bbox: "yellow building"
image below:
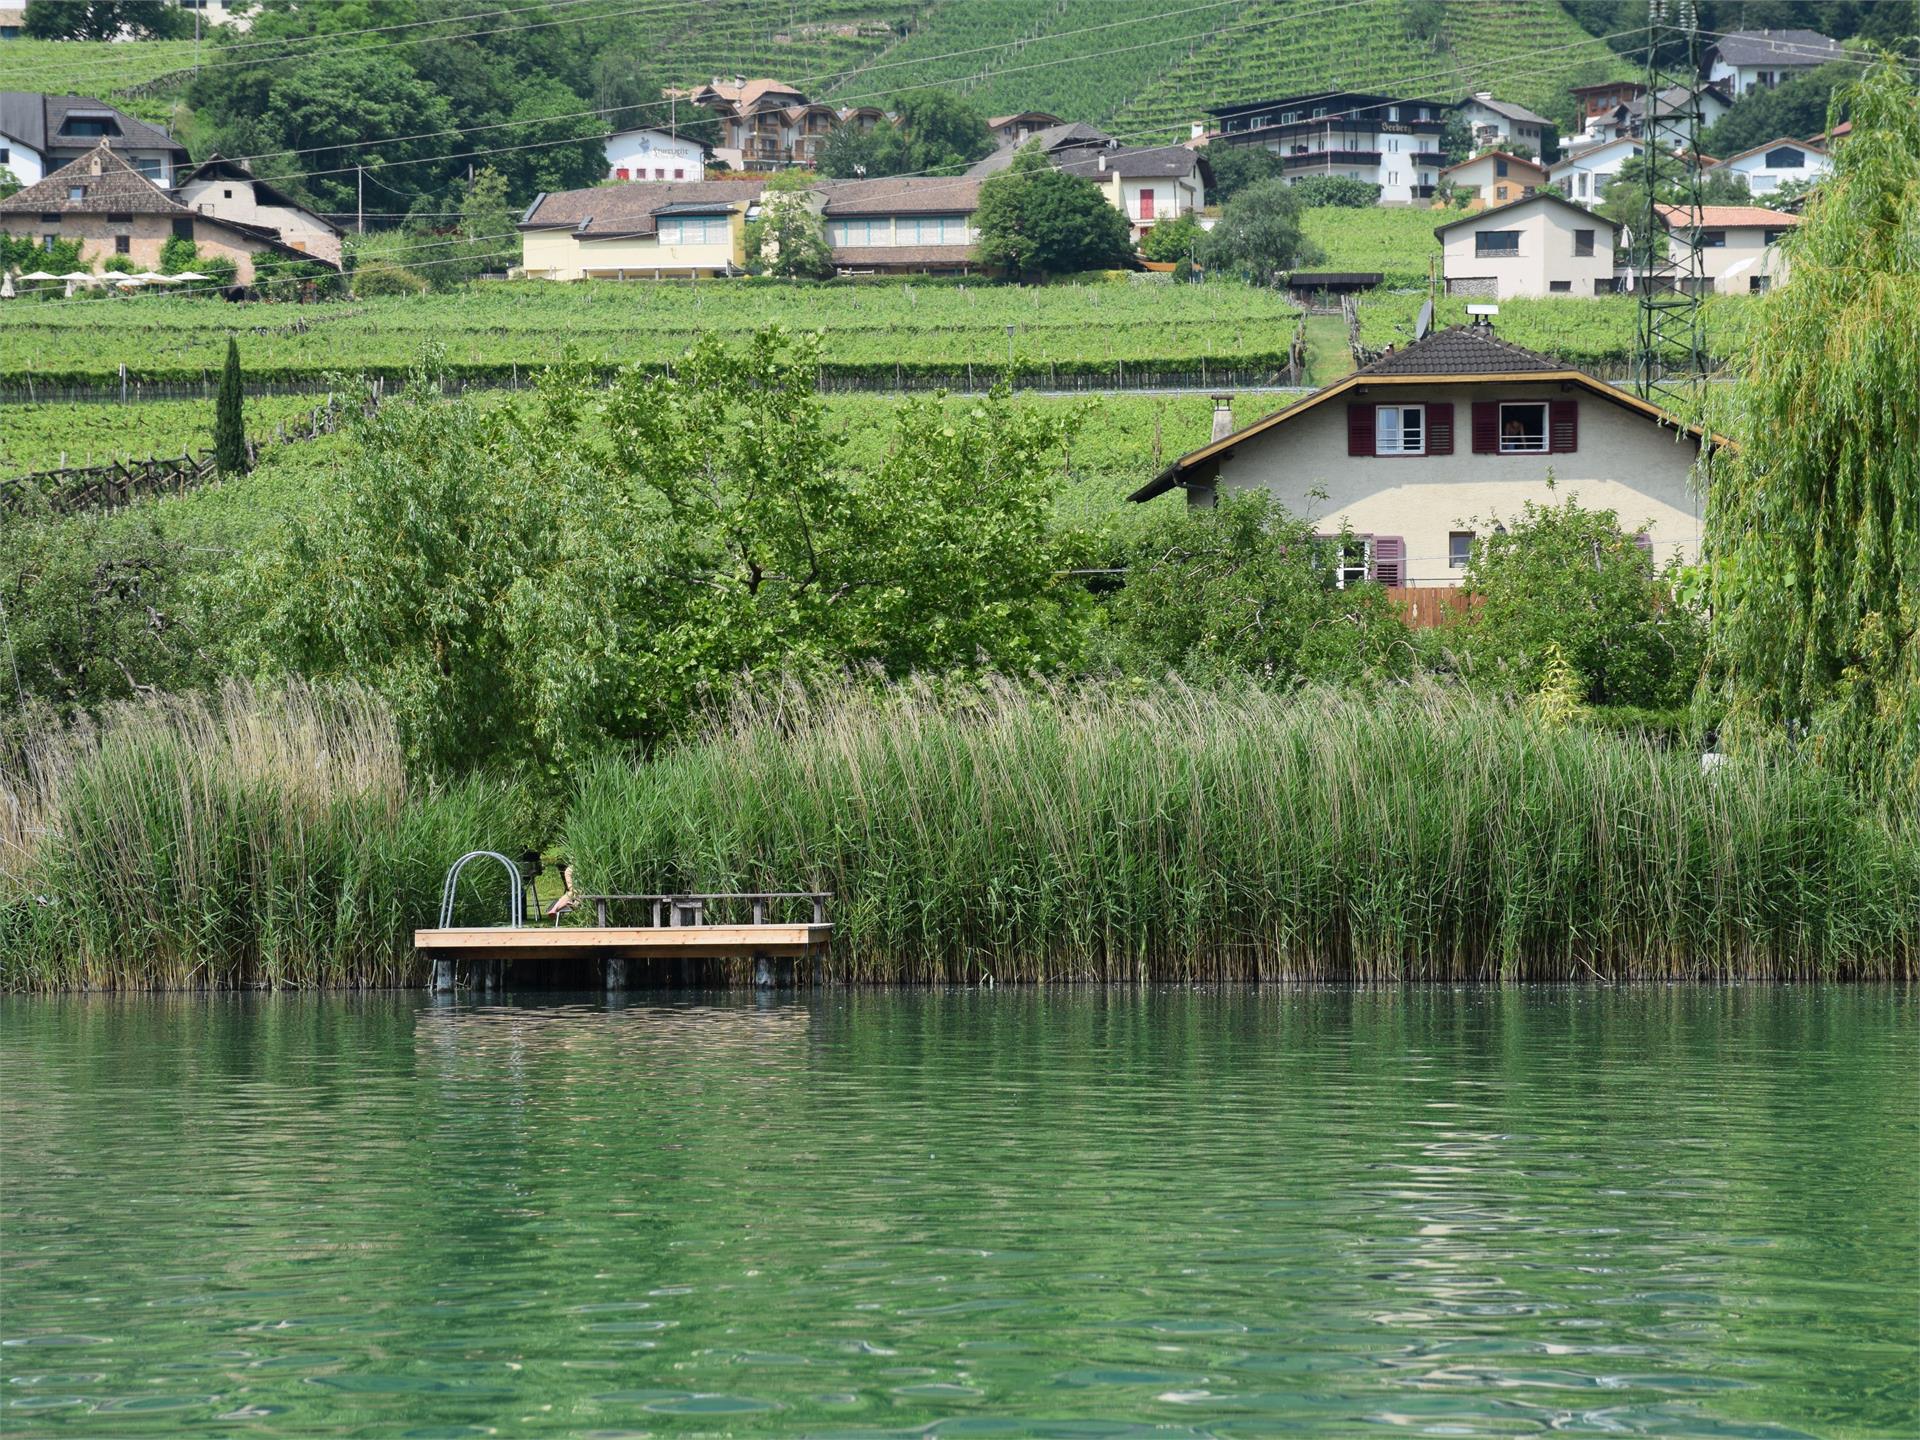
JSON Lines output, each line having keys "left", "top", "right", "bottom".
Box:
{"left": 517, "top": 180, "right": 763, "bottom": 280}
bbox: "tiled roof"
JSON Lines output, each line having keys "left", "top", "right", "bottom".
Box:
{"left": 1462, "top": 96, "right": 1551, "bottom": 126}
{"left": 1708, "top": 29, "right": 1845, "bottom": 67}
{"left": 1432, "top": 190, "right": 1622, "bottom": 237}
{"left": 1656, "top": 204, "right": 1799, "bottom": 229}
{"left": 0, "top": 142, "right": 187, "bottom": 216}
{"left": 967, "top": 122, "right": 1113, "bottom": 175}
{"left": 1356, "top": 325, "right": 1565, "bottom": 377}
{"left": 831, "top": 244, "right": 975, "bottom": 267}
{"left": 988, "top": 112, "right": 1062, "bottom": 129}
{"left": 519, "top": 180, "right": 763, "bottom": 236}
{"left": 1553, "top": 136, "right": 1643, "bottom": 167}
{"left": 819, "top": 176, "right": 981, "bottom": 215}
{"left": 1056, "top": 143, "right": 1204, "bottom": 181}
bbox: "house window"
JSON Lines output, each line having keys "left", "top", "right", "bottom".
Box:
{"left": 68, "top": 185, "right": 85, "bottom": 201}
{"left": 654, "top": 167, "right": 666, "bottom": 179}
{"left": 172, "top": 218, "right": 194, "bottom": 240}
{"left": 1495, "top": 157, "right": 1509, "bottom": 177}
{"left": 1763, "top": 228, "right": 1788, "bottom": 245}
{"left": 1697, "top": 229, "right": 1726, "bottom": 247}
{"left": 1335, "top": 539, "right": 1371, "bottom": 588}
{"left": 1549, "top": 280, "right": 1572, "bottom": 292}
{"left": 1449, "top": 532, "right": 1474, "bottom": 569}
{"left": 1475, "top": 230, "right": 1520, "bottom": 256}
{"left": 1495, "top": 185, "right": 1509, "bottom": 201}
{"left": 41, "top": 234, "right": 57, "bottom": 250}
{"left": 134, "top": 157, "right": 163, "bottom": 181}
{"left": 674, "top": 168, "right": 685, "bottom": 179}
{"left": 115, "top": 234, "right": 130, "bottom": 254}
{"left": 616, "top": 167, "right": 630, "bottom": 179}
{"left": 1375, "top": 404, "right": 1425, "bottom": 455}
{"left": 60, "top": 117, "right": 115, "bottom": 138}
{"left": 1750, "top": 275, "right": 1771, "bottom": 293}
{"left": 829, "top": 218, "right": 888, "bottom": 246}
{"left": 1498, "top": 402, "right": 1548, "bottom": 452}
{"left": 1573, "top": 228, "right": 1595, "bottom": 256}
{"left": 1138, "top": 187, "right": 1155, "bottom": 220}
{"left": 1419, "top": 106, "right": 1431, "bottom": 120}
{"left": 223, "top": 187, "right": 233, "bottom": 198}
{"left": 107, "top": 211, "right": 131, "bottom": 223}
{"left": 1764, "top": 146, "right": 1804, "bottom": 169}
{"left": 1312, "top": 106, "right": 1326, "bottom": 119}
{"left": 0, "top": 147, "right": 8, "bottom": 164}
{"left": 40, "top": 212, "right": 61, "bottom": 223}
{"left": 660, "top": 215, "right": 726, "bottom": 244}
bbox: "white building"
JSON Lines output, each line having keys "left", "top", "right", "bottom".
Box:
{"left": 1436, "top": 192, "right": 1621, "bottom": 299}
{"left": 174, "top": 153, "right": 342, "bottom": 265}
{"left": 1703, "top": 29, "right": 1847, "bottom": 97}
{"left": 1129, "top": 324, "right": 1715, "bottom": 587}
{"left": 1656, "top": 204, "right": 1798, "bottom": 294}
{"left": 604, "top": 127, "right": 710, "bottom": 184}
{"left": 1550, "top": 136, "right": 1644, "bottom": 207}
{"left": 0, "top": 91, "right": 187, "bottom": 187}
{"left": 1455, "top": 94, "right": 1552, "bottom": 160}
{"left": 1055, "top": 144, "right": 1209, "bottom": 241}
{"left": 1711, "top": 137, "right": 1830, "bottom": 196}
{"left": 1205, "top": 91, "right": 1450, "bottom": 205}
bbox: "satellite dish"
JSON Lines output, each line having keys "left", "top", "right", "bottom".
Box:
{"left": 1414, "top": 298, "right": 1434, "bottom": 341}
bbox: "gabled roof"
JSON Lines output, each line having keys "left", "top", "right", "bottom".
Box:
{"left": 1714, "top": 136, "right": 1827, "bottom": 167}
{"left": 1055, "top": 143, "right": 1206, "bottom": 182}
{"left": 1459, "top": 95, "right": 1551, "bottom": 126}
{"left": 1129, "top": 325, "right": 1717, "bottom": 503}
{"left": 966, "top": 122, "right": 1113, "bottom": 176}
{"left": 1438, "top": 149, "right": 1551, "bottom": 180}
{"left": 988, "top": 112, "right": 1062, "bottom": 129}
{"left": 818, "top": 176, "right": 981, "bottom": 215}
{"left": 518, "top": 179, "right": 763, "bottom": 237}
{"left": 1706, "top": 29, "right": 1845, "bottom": 68}
{"left": 605, "top": 124, "right": 716, "bottom": 156}
{"left": 0, "top": 91, "right": 186, "bottom": 158}
{"left": 1432, "top": 189, "right": 1622, "bottom": 239}
{"left": 1656, "top": 204, "right": 1799, "bottom": 230}
{"left": 1551, "top": 135, "right": 1644, "bottom": 169}
{"left": 177, "top": 153, "right": 344, "bottom": 235}
{"left": 0, "top": 140, "right": 189, "bottom": 216}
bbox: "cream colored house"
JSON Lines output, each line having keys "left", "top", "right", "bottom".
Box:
{"left": 1655, "top": 204, "right": 1797, "bottom": 294}
{"left": 0, "top": 142, "right": 335, "bottom": 283}
{"left": 517, "top": 180, "right": 763, "bottom": 279}
{"left": 1054, "top": 144, "right": 1209, "bottom": 241}
{"left": 1439, "top": 149, "right": 1550, "bottom": 207}
{"left": 1130, "top": 324, "right": 1716, "bottom": 586}
{"left": 1550, "top": 136, "right": 1643, "bottom": 207}
{"left": 1436, "top": 192, "right": 1621, "bottom": 298}
{"left": 174, "top": 153, "right": 342, "bottom": 265}
{"left": 1712, "top": 137, "right": 1830, "bottom": 196}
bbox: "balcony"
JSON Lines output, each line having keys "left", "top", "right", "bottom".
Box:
{"left": 1283, "top": 149, "right": 1381, "bottom": 168}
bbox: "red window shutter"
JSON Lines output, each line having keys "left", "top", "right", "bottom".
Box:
{"left": 1550, "top": 399, "right": 1578, "bottom": 453}
{"left": 1427, "top": 402, "right": 1454, "bottom": 455}
{"left": 1471, "top": 402, "right": 1499, "bottom": 453}
{"left": 1372, "top": 535, "right": 1406, "bottom": 586}
{"left": 1347, "top": 403, "right": 1375, "bottom": 456}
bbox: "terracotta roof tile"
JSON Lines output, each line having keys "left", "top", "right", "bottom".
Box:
{"left": 1656, "top": 204, "right": 1799, "bottom": 229}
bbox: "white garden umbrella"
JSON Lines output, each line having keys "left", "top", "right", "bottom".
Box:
{"left": 131, "top": 270, "right": 176, "bottom": 282}
{"left": 171, "top": 271, "right": 211, "bottom": 282}
{"left": 114, "top": 278, "right": 145, "bottom": 289}
{"left": 58, "top": 272, "right": 98, "bottom": 284}
{"left": 20, "top": 271, "right": 57, "bottom": 281}
{"left": 0, "top": 274, "right": 13, "bottom": 299}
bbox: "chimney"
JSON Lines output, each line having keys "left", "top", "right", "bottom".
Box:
{"left": 1211, "top": 394, "right": 1234, "bottom": 442}
{"left": 1475, "top": 91, "right": 1493, "bottom": 101}
{"left": 1097, "top": 152, "right": 1107, "bottom": 172}
{"left": 1190, "top": 120, "right": 1205, "bottom": 141}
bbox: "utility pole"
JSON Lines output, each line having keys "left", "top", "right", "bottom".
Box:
{"left": 357, "top": 164, "right": 364, "bottom": 235}
{"left": 1632, "top": 0, "right": 1707, "bottom": 411}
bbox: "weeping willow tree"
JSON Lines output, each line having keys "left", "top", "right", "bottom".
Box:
{"left": 1703, "top": 57, "right": 1920, "bottom": 809}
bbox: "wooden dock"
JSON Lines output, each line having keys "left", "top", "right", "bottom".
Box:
{"left": 418, "top": 857, "right": 833, "bottom": 991}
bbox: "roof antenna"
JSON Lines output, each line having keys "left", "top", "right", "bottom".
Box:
{"left": 1466, "top": 303, "right": 1499, "bottom": 329}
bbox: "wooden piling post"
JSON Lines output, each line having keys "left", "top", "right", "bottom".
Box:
{"left": 431, "top": 957, "right": 456, "bottom": 993}
{"left": 753, "top": 954, "right": 774, "bottom": 989}
{"left": 605, "top": 956, "right": 628, "bottom": 992}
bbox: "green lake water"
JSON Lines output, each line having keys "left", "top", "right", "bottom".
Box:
{"left": 2, "top": 988, "right": 1914, "bottom": 1438}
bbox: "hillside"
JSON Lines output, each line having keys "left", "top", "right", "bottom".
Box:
{"left": 1115, "top": 0, "right": 1637, "bottom": 138}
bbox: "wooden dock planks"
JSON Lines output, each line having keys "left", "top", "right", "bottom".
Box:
{"left": 413, "top": 924, "right": 832, "bottom": 961}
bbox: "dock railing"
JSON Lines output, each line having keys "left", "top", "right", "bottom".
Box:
{"left": 577, "top": 892, "right": 831, "bottom": 928}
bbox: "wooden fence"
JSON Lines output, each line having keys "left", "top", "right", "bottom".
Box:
{"left": 1385, "top": 585, "right": 1476, "bottom": 629}
{"left": 2, "top": 393, "right": 364, "bottom": 518}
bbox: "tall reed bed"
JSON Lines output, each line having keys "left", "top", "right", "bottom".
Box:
{"left": 1, "top": 684, "right": 530, "bottom": 990}
{"left": 564, "top": 681, "right": 1919, "bottom": 982}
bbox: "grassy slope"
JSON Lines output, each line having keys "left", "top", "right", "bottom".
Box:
{"left": 2, "top": 393, "right": 335, "bottom": 476}
{"left": 1118, "top": 0, "right": 1634, "bottom": 139}
{"left": 1356, "top": 291, "right": 1751, "bottom": 367}
{"left": 0, "top": 39, "right": 200, "bottom": 119}
{"left": 1302, "top": 206, "right": 1443, "bottom": 287}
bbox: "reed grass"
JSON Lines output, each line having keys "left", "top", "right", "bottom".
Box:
{"left": 563, "top": 680, "right": 1919, "bottom": 982}
{"left": 1, "top": 683, "right": 531, "bottom": 990}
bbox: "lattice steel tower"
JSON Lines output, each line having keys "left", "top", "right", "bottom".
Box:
{"left": 1632, "top": 0, "right": 1709, "bottom": 410}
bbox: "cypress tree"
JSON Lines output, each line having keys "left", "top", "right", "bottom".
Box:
{"left": 214, "top": 335, "right": 247, "bottom": 476}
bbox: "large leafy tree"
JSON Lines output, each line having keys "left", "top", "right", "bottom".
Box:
{"left": 817, "top": 90, "right": 992, "bottom": 179}
{"left": 1703, "top": 59, "right": 1920, "bottom": 802}
{"left": 1202, "top": 145, "right": 1285, "bottom": 203}
{"left": 1200, "top": 177, "right": 1320, "bottom": 286}
{"left": 974, "top": 144, "right": 1134, "bottom": 279}
{"left": 22, "top": 0, "right": 186, "bottom": 39}
{"left": 1103, "top": 492, "right": 1411, "bottom": 684}
{"left": 247, "top": 333, "right": 1091, "bottom": 774}
{"left": 1458, "top": 494, "right": 1705, "bottom": 709}
{"left": 745, "top": 176, "right": 833, "bottom": 279}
